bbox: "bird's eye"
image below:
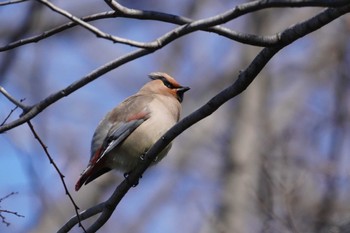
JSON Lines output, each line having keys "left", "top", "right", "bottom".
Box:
{"left": 163, "top": 81, "right": 174, "bottom": 89}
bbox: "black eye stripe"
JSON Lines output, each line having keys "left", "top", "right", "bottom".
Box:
{"left": 164, "top": 81, "right": 175, "bottom": 88}
{"left": 150, "top": 74, "right": 179, "bottom": 89}
{"left": 159, "top": 77, "right": 176, "bottom": 89}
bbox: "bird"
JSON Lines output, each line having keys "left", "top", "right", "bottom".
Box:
{"left": 75, "top": 72, "right": 190, "bottom": 191}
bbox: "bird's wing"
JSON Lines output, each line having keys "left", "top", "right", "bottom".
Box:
{"left": 96, "top": 118, "right": 146, "bottom": 164}
{"left": 75, "top": 110, "right": 150, "bottom": 191}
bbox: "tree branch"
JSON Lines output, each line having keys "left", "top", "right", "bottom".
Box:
{"left": 36, "top": 0, "right": 152, "bottom": 48}
{"left": 0, "top": 0, "right": 29, "bottom": 7}
{"left": 2, "top": 0, "right": 348, "bottom": 53}
{"left": 27, "top": 121, "right": 86, "bottom": 232}
{"left": 57, "top": 4, "right": 350, "bottom": 232}
{"left": 0, "top": 86, "right": 29, "bottom": 110}
{"left": 0, "top": 11, "right": 117, "bottom": 52}
{"left": 0, "top": 192, "right": 24, "bottom": 226}
{"left": 2, "top": 1, "right": 349, "bottom": 134}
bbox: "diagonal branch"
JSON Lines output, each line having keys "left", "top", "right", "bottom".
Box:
{"left": 83, "top": 48, "right": 279, "bottom": 233}
{"left": 27, "top": 121, "right": 87, "bottom": 232}
{"left": 0, "top": 7, "right": 275, "bottom": 50}
{"left": 0, "top": 48, "right": 150, "bottom": 134}
{"left": 57, "top": 4, "right": 350, "bottom": 232}
{"left": 0, "top": 86, "right": 26, "bottom": 126}
{"left": 2, "top": 2, "right": 349, "bottom": 134}
{"left": 36, "top": 0, "right": 153, "bottom": 48}
{"left": 3, "top": 0, "right": 349, "bottom": 52}
{"left": 103, "top": 0, "right": 350, "bottom": 49}
{"left": 1, "top": 105, "right": 19, "bottom": 126}
{"left": 0, "top": 11, "right": 117, "bottom": 52}
{"left": 0, "top": 0, "right": 29, "bottom": 7}
{"left": 0, "top": 86, "right": 29, "bottom": 110}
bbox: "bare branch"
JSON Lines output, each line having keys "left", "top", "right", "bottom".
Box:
{"left": 0, "top": 86, "right": 29, "bottom": 110}
{"left": 0, "top": 192, "right": 24, "bottom": 227}
{"left": 0, "top": 192, "right": 17, "bottom": 203}
{"left": 0, "top": 11, "right": 117, "bottom": 52}
{"left": 0, "top": 209, "right": 24, "bottom": 226}
{"left": 0, "top": 0, "right": 29, "bottom": 7}
{"left": 103, "top": 0, "right": 350, "bottom": 48}
{"left": 58, "top": 203, "right": 104, "bottom": 233}
{"left": 105, "top": 0, "right": 349, "bottom": 13}
{"left": 104, "top": 0, "right": 279, "bottom": 47}
{"left": 1, "top": 106, "right": 19, "bottom": 126}
{"left": 26, "top": 121, "right": 86, "bottom": 232}
{"left": 3, "top": 0, "right": 348, "bottom": 53}
{"left": 0, "top": 48, "right": 151, "bottom": 134}
{"left": 57, "top": 4, "right": 350, "bottom": 232}
{"left": 0, "top": 7, "right": 281, "bottom": 51}
{"left": 102, "top": 0, "right": 350, "bottom": 49}
{"left": 0, "top": 6, "right": 272, "bottom": 50}
{"left": 59, "top": 48, "right": 281, "bottom": 233}
{"left": 1, "top": 0, "right": 349, "bottom": 133}
{"left": 0, "top": 98, "right": 25, "bottom": 126}
{"left": 0, "top": 86, "right": 29, "bottom": 127}
{"left": 36, "top": 0, "right": 152, "bottom": 48}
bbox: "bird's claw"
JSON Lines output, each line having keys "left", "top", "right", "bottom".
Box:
{"left": 139, "top": 153, "right": 145, "bottom": 161}
{"left": 124, "top": 172, "right": 142, "bottom": 187}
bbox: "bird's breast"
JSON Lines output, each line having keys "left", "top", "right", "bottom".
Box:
{"left": 110, "top": 97, "right": 179, "bottom": 171}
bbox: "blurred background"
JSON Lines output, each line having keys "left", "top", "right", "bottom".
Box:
{"left": 0, "top": 0, "right": 350, "bottom": 233}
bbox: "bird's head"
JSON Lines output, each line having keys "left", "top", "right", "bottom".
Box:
{"left": 142, "top": 72, "right": 190, "bottom": 103}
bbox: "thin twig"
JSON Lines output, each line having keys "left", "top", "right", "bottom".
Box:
{"left": 0, "top": 86, "right": 29, "bottom": 110}
{"left": 26, "top": 121, "right": 86, "bottom": 233}
{"left": 0, "top": 11, "right": 116, "bottom": 52}
{"left": 0, "top": 0, "right": 29, "bottom": 7}
{"left": 0, "top": 209, "right": 24, "bottom": 226}
{"left": 0, "top": 98, "right": 25, "bottom": 126}
{"left": 36, "top": 0, "right": 151, "bottom": 48}
{"left": 1, "top": 106, "right": 18, "bottom": 126}
{"left": 0, "top": 192, "right": 24, "bottom": 227}
{"left": 0, "top": 192, "right": 17, "bottom": 202}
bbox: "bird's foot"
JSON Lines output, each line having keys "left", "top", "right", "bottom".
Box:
{"left": 139, "top": 153, "right": 145, "bottom": 161}
{"left": 139, "top": 152, "right": 158, "bottom": 162}
{"left": 124, "top": 172, "right": 142, "bottom": 187}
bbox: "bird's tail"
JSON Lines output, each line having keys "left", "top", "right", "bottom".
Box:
{"left": 75, "top": 166, "right": 92, "bottom": 191}
{"left": 75, "top": 165, "right": 111, "bottom": 191}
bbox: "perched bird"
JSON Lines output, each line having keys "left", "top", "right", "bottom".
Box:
{"left": 75, "top": 72, "right": 190, "bottom": 191}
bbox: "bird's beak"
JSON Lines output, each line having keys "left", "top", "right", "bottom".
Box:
{"left": 177, "top": 86, "right": 190, "bottom": 93}
{"left": 176, "top": 86, "right": 190, "bottom": 103}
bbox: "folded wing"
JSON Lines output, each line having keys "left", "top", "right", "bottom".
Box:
{"left": 75, "top": 115, "right": 149, "bottom": 191}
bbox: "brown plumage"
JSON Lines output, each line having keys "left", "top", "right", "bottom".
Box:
{"left": 75, "top": 72, "right": 190, "bottom": 191}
